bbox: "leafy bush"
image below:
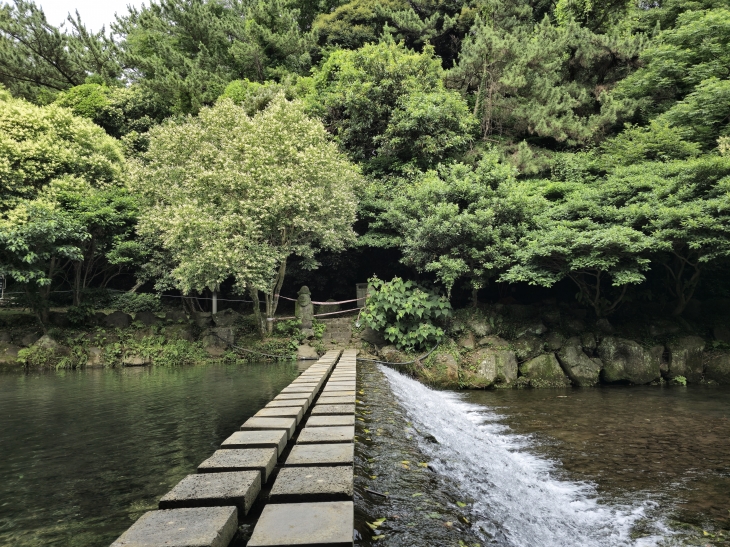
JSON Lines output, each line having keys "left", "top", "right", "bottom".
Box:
{"left": 361, "top": 276, "right": 452, "bottom": 351}
{"left": 66, "top": 304, "right": 95, "bottom": 326}
{"left": 109, "top": 292, "right": 161, "bottom": 314}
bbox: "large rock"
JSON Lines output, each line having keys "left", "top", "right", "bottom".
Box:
{"left": 544, "top": 332, "right": 564, "bottom": 351}
{"left": 20, "top": 332, "right": 41, "bottom": 347}
{"left": 193, "top": 311, "right": 213, "bottom": 328}
{"left": 458, "top": 332, "right": 475, "bottom": 350}
{"left": 135, "top": 311, "right": 161, "bottom": 326}
{"left": 86, "top": 347, "right": 104, "bottom": 367}
{"left": 34, "top": 335, "right": 60, "bottom": 350}
{"left": 598, "top": 337, "right": 662, "bottom": 384}
{"left": 104, "top": 311, "right": 132, "bottom": 329}
{"left": 202, "top": 327, "right": 235, "bottom": 351}
{"left": 213, "top": 308, "right": 241, "bottom": 327}
{"left": 475, "top": 348, "right": 517, "bottom": 386}
{"left": 0, "top": 331, "right": 12, "bottom": 343}
{"left": 705, "top": 354, "right": 730, "bottom": 384}
{"left": 541, "top": 307, "right": 561, "bottom": 326}
{"left": 513, "top": 335, "right": 543, "bottom": 361}
{"left": 519, "top": 354, "right": 570, "bottom": 388}
{"left": 564, "top": 318, "right": 585, "bottom": 333}
{"left": 123, "top": 354, "right": 151, "bottom": 366}
{"left": 297, "top": 345, "right": 319, "bottom": 360}
{"left": 165, "top": 324, "right": 195, "bottom": 342}
{"left": 580, "top": 332, "right": 597, "bottom": 352}
{"left": 666, "top": 336, "right": 705, "bottom": 382}
{"left": 0, "top": 344, "right": 20, "bottom": 365}
{"left": 557, "top": 339, "right": 602, "bottom": 386}
{"left": 503, "top": 304, "right": 536, "bottom": 320}
{"left": 434, "top": 352, "right": 459, "bottom": 382}
{"left": 467, "top": 317, "right": 492, "bottom": 337}
{"left": 360, "top": 327, "right": 385, "bottom": 347}
{"left": 515, "top": 321, "right": 548, "bottom": 338}
{"left": 48, "top": 311, "right": 71, "bottom": 328}
{"left": 649, "top": 319, "right": 681, "bottom": 337}
{"left": 477, "top": 335, "right": 510, "bottom": 348}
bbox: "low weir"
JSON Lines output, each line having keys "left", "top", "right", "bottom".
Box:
{"left": 111, "top": 349, "right": 357, "bottom": 547}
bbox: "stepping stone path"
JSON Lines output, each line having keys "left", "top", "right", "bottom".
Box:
{"left": 109, "top": 349, "right": 357, "bottom": 547}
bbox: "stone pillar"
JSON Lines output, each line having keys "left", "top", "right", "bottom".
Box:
{"left": 295, "top": 286, "right": 314, "bottom": 334}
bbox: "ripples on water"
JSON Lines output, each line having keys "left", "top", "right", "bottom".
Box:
{"left": 374, "top": 365, "right": 730, "bottom": 547}
{"left": 0, "top": 362, "right": 300, "bottom": 547}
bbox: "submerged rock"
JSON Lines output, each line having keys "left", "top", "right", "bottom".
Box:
{"left": 519, "top": 353, "right": 570, "bottom": 387}
{"left": 557, "top": 339, "right": 602, "bottom": 386}
{"left": 705, "top": 354, "right": 730, "bottom": 384}
{"left": 475, "top": 348, "right": 517, "bottom": 386}
{"left": 666, "top": 336, "right": 705, "bottom": 382}
{"left": 597, "top": 337, "right": 662, "bottom": 384}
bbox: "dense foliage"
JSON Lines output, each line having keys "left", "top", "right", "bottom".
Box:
{"left": 1, "top": 0, "right": 729, "bottom": 328}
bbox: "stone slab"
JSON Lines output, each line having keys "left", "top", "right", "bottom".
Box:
{"left": 306, "top": 415, "right": 355, "bottom": 427}
{"left": 198, "top": 448, "right": 277, "bottom": 482}
{"left": 267, "top": 398, "right": 309, "bottom": 412}
{"left": 241, "top": 417, "right": 297, "bottom": 439}
{"left": 275, "top": 392, "right": 313, "bottom": 404}
{"left": 311, "top": 405, "right": 355, "bottom": 416}
{"left": 247, "top": 501, "right": 353, "bottom": 547}
{"left": 254, "top": 406, "right": 304, "bottom": 424}
{"left": 221, "top": 430, "right": 287, "bottom": 456}
{"left": 297, "top": 426, "right": 354, "bottom": 445}
{"left": 289, "top": 381, "right": 319, "bottom": 387}
{"left": 318, "top": 391, "right": 355, "bottom": 398}
{"left": 316, "top": 396, "right": 355, "bottom": 405}
{"left": 280, "top": 385, "right": 317, "bottom": 394}
{"left": 324, "top": 383, "right": 355, "bottom": 389}
{"left": 110, "top": 506, "right": 238, "bottom": 547}
{"left": 284, "top": 444, "right": 354, "bottom": 467}
{"left": 269, "top": 466, "right": 353, "bottom": 503}
{"left": 159, "top": 471, "right": 261, "bottom": 515}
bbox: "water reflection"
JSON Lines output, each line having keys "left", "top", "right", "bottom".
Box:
{"left": 0, "top": 362, "right": 299, "bottom": 547}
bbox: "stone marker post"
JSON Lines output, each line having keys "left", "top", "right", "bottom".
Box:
{"left": 295, "top": 286, "right": 314, "bottom": 337}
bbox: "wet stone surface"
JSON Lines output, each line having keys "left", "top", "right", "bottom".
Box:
{"left": 159, "top": 471, "right": 261, "bottom": 514}
{"left": 269, "top": 466, "right": 353, "bottom": 502}
{"left": 354, "top": 364, "right": 483, "bottom": 546}
{"left": 285, "top": 444, "right": 355, "bottom": 467}
{"left": 221, "top": 430, "right": 288, "bottom": 456}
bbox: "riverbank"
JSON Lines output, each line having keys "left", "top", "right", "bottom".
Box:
{"left": 360, "top": 300, "right": 730, "bottom": 388}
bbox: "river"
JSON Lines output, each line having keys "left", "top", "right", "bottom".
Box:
{"left": 0, "top": 362, "right": 300, "bottom": 547}
{"left": 356, "top": 364, "right": 730, "bottom": 546}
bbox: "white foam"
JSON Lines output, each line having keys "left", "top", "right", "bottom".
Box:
{"left": 380, "top": 366, "right": 667, "bottom": 547}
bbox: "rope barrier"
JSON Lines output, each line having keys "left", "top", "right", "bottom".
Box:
{"left": 356, "top": 343, "right": 440, "bottom": 366}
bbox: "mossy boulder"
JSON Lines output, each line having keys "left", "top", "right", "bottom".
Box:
{"left": 519, "top": 354, "right": 570, "bottom": 387}
{"left": 597, "top": 337, "right": 662, "bottom": 384}
{"left": 0, "top": 343, "right": 21, "bottom": 367}
{"left": 475, "top": 348, "right": 517, "bottom": 386}
{"left": 705, "top": 353, "right": 730, "bottom": 384}
{"left": 477, "top": 335, "right": 509, "bottom": 348}
{"left": 557, "top": 338, "right": 602, "bottom": 386}
{"left": 213, "top": 308, "right": 241, "bottom": 327}
{"left": 434, "top": 352, "right": 459, "bottom": 382}
{"left": 104, "top": 311, "right": 132, "bottom": 329}
{"left": 513, "top": 335, "right": 543, "bottom": 361}
{"left": 666, "top": 336, "right": 705, "bottom": 382}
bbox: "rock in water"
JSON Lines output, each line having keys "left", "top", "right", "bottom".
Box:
{"left": 597, "top": 337, "right": 662, "bottom": 384}
{"left": 557, "top": 339, "right": 602, "bottom": 386}
{"left": 519, "top": 354, "right": 570, "bottom": 388}
{"left": 666, "top": 336, "right": 705, "bottom": 382}
{"left": 475, "top": 348, "right": 517, "bottom": 386}
{"left": 705, "top": 353, "right": 730, "bottom": 384}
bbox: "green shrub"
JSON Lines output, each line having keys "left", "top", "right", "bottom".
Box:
{"left": 66, "top": 304, "right": 95, "bottom": 326}
{"left": 361, "top": 276, "right": 452, "bottom": 351}
{"left": 110, "top": 292, "right": 161, "bottom": 314}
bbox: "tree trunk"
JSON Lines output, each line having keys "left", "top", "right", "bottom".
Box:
{"left": 249, "top": 285, "right": 265, "bottom": 339}
{"left": 265, "top": 259, "right": 288, "bottom": 335}
{"left": 212, "top": 287, "right": 218, "bottom": 315}
{"left": 471, "top": 286, "right": 478, "bottom": 308}
{"left": 73, "top": 261, "right": 82, "bottom": 306}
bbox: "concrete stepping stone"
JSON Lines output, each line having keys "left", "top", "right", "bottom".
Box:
{"left": 221, "top": 430, "right": 287, "bottom": 456}
{"left": 254, "top": 406, "right": 304, "bottom": 424}
{"left": 110, "top": 506, "right": 238, "bottom": 547}
{"left": 269, "top": 466, "right": 353, "bottom": 503}
{"left": 284, "top": 444, "right": 354, "bottom": 467}
{"left": 198, "top": 448, "right": 277, "bottom": 482}
{"left": 159, "top": 471, "right": 261, "bottom": 515}
{"left": 280, "top": 385, "right": 317, "bottom": 394}
{"left": 325, "top": 383, "right": 355, "bottom": 389}
{"left": 267, "top": 398, "right": 309, "bottom": 411}
{"left": 274, "top": 392, "right": 314, "bottom": 404}
{"left": 247, "top": 501, "right": 353, "bottom": 547}
{"left": 306, "top": 415, "right": 355, "bottom": 427}
{"left": 316, "top": 396, "right": 355, "bottom": 405}
{"left": 311, "top": 405, "right": 355, "bottom": 415}
{"left": 297, "top": 426, "right": 354, "bottom": 445}
{"left": 241, "top": 417, "right": 297, "bottom": 439}
{"left": 318, "top": 390, "right": 355, "bottom": 397}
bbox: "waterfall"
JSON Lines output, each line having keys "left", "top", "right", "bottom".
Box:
{"left": 380, "top": 366, "right": 666, "bottom": 547}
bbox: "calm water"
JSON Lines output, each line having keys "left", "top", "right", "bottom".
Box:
{"left": 0, "top": 362, "right": 300, "bottom": 547}
{"left": 357, "top": 365, "right": 730, "bottom": 547}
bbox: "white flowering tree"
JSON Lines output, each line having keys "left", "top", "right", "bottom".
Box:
{"left": 131, "top": 97, "right": 360, "bottom": 335}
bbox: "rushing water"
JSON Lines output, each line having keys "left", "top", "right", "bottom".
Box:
{"left": 363, "top": 365, "right": 730, "bottom": 547}
{"left": 0, "top": 362, "right": 300, "bottom": 547}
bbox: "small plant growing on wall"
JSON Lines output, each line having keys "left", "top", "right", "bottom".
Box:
{"left": 361, "top": 276, "right": 451, "bottom": 351}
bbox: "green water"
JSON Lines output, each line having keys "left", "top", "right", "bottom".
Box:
{"left": 0, "top": 362, "right": 300, "bottom": 547}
